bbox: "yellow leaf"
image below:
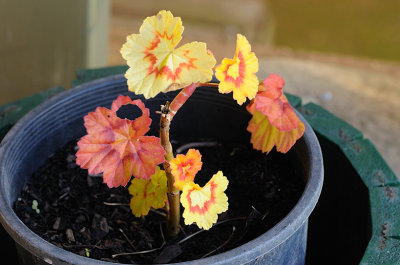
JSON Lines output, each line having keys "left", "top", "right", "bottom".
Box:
{"left": 128, "top": 166, "right": 167, "bottom": 217}
{"left": 181, "top": 171, "right": 229, "bottom": 230}
{"left": 121, "top": 10, "right": 216, "bottom": 99}
{"left": 215, "top": 34, "right": 259, "bottom": 105}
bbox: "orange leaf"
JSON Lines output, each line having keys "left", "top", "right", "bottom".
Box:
{"left": 170, "top": 149, "right": 202, "bottom": 190}
{"left": 76, "top": 95, "right": 165, "bottom": 188}
{"left": 111, "top": 95, "right": 151, "bottom": 136}
{"left": 254, "top": 74, "right": 300, "bottom": 132}
{"left": 247, "top": 107, "right": 305, "bottom": 153}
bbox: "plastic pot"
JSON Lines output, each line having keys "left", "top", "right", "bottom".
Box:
{"left": 0, "top": 75, "right": 323, "bottom": 265}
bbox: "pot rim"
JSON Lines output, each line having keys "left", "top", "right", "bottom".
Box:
{"left": 0, "top": 75, "right": 323, "bottom": 265}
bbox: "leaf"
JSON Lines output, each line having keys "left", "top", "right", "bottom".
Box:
{"left": 120, "top": 10, "right": 216, "bottom": 99}
{"left": 181, "top": 171, "right": 229, "bottom": 230}
{"left": 76, "top": 95, "right": 165, "bottom": 188}
{"left": 215, "top": 34, "right": 259, "bottom": 105}
{"left": 247, "top": 107, "right": 305, "bottom": 154}
{"left": 170, "top": 149, "right": 202, "bottom": 190}
{"left": 128, "top": 166, "right": 168, "bottom": 217}
{"left": 254, "top": 74, "right": 300, "bottom": 132}
{"left": 111, "top": 95, "right": 151, "bottom": 136}
{"left": 246, "top": 74, "right": 305, "bottom": 154}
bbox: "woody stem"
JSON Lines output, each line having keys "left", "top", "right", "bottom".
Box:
{"left": 160, "top": 102, "right": 180, "bottom": 238}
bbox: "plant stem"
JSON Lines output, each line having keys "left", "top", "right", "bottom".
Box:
{"left": 160, "top": 82, "right": 213, "bottom": 238}
{"left": 169, "top": 83, "right": 198, "bottom": 119}
{"left": 160, "top": 102, "right": 180, "bottom": 238}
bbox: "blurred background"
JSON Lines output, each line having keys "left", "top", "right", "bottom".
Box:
{"left": 1, "top": 0, "right": 399, "bottom": 175}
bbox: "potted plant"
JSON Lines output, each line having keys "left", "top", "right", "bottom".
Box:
{"left": 0, "top": 10, "right": 323, "bottom": 265}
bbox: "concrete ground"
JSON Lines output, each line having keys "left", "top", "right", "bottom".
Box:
{"left": 108, "top": 1, "right": 400, "bottom": 177}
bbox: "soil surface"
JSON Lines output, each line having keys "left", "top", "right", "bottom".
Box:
{"left": 14, "top": 139, "right": 304, "bottom": 264}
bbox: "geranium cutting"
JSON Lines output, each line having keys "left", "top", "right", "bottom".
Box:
{"left": 75, "top": 10, "right": 304, "bottom": 239}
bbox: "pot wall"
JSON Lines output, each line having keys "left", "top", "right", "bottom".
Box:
{"left": 0, "top": 75, "right": 323, "bottom": 265}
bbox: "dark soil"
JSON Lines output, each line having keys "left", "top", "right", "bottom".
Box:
{"left": 14, "top": 139, "right": 304, "bottom": 264}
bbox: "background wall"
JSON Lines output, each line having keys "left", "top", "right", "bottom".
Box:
{"left": 0, "top": 0, "right": 109, "bottom": 105}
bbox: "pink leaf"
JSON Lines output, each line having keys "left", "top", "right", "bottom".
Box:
{"left": 76, "top": 95, "right": 165, "bottom": 188}
{"left": 254, "top": 74, "right": 300, "bottom": 132}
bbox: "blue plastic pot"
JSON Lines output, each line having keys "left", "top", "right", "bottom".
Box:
{"left": 0, "top": 75, "right": 323, "bottom": 265}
